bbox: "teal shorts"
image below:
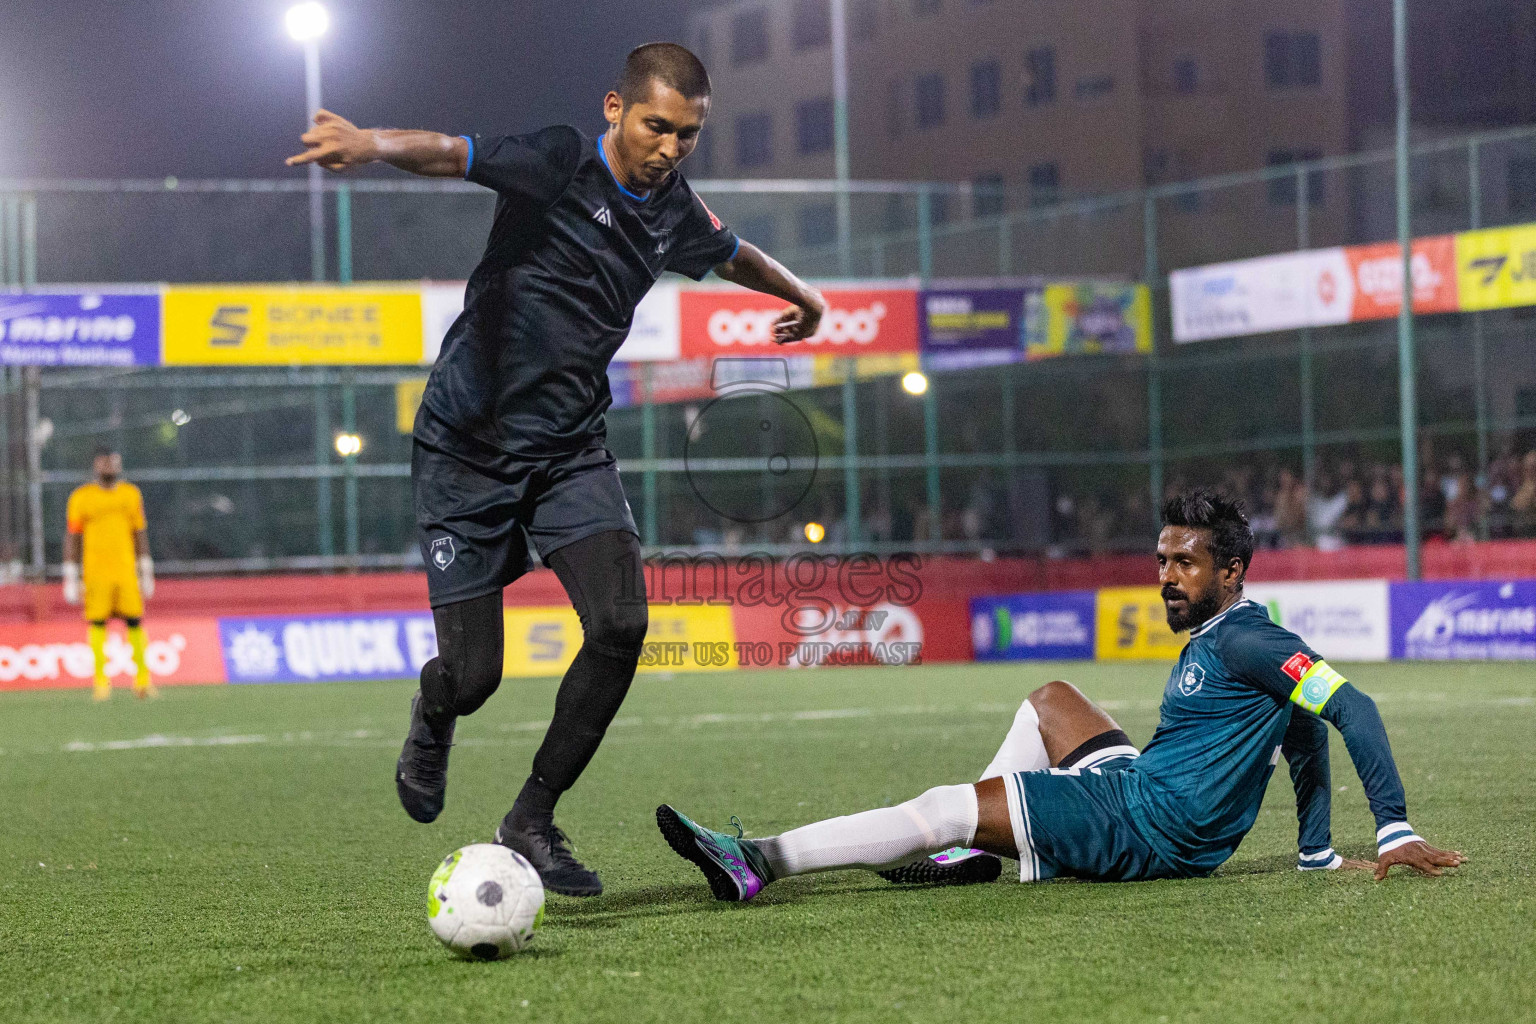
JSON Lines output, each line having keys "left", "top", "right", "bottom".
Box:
{"left": 1007, "top": 752, "right": 1184, "bottom": 883}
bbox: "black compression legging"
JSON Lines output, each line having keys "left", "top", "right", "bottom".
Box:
{"left": 418, "top": 529, "right": 648, "bottom": 803}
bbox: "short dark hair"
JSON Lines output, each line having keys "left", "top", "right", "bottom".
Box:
{"left": 617, "top": 42, "right": 712, "bottom": 105}
{"left": 1161, "top": 487, "right": 1253, "bottom": 579}
{"left": 93, "top": 446, "right": 117, "bottom": 460}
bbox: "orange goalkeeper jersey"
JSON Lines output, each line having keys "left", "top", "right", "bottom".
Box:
{"left": 66, "top": 481, "right": 146, "bottom": 581}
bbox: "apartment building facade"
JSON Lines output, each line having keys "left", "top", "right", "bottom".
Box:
{"left": 685, "top": 0, "right": 1350, "bottom": 273}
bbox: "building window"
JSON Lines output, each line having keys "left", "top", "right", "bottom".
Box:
{"left": 973, "top": 173, "right": 1005, "bottom": 217}
{"left": 737, "top": 214, "right": 778, "bottom": 252}
{"left": 1266, "top": 150, "right": 1324, "bottom": 206}
{"left": 798, "top": 202, "right": 838, "bottom": 247}
{"left": 1026, "top": 47, "right": 1056, "bottom": 106}
{"left": 1174, "top": 57, "right": 1198, "bottom": 94}
{"left": 1511, "top": 156, "right": 1536, "bottom": 215}
{"left": 1074, "top": 74, "right": 1115, "bottom": 99}
{"left": 851, "top": 0, "right": 880, "bottom": 41}
{"left": 792, "top": 0, "right": 831, "bottom": 49}
{"left": 1264, "top": 31, "right": 1320, "bottom": 89}
{"left": 731, "top": 9, "right": 770, "bottom": 66}
{"left": 914, "top": 0, "right": 941, "bottom": 15}
{"left": 1028, "top": 162, "right": 1060, "bottom": 207}
{"left": 736, "top": 112, "right": 774, "bottom": 169}
{"left": 886, "top": 78, "right": 904, "bottom": 137}
{"left": 796, "top": 97, "right": 835, "bottom": 155}
{"left": 970, "top": 60, "right": 1001, "bottom": 119}
{"left": 915, "top": 73, "right": 946, "bottom": 129}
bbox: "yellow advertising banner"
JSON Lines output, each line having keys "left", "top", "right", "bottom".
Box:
{"left": 395, "top": 378, "right": 428, "bottom": 433}
{"left": 809, "top": 352, "right": 920, "bottom": 386}
{"left": 162, "top": 286, "right": 424, "bottom": 365}
{"left": 1094, "top": 586, "right": 1185, "bottom": 662}
{"left": 1454, "top": 223, "right": 1536, "bottom": 312}
{"left": 501, "top": 605, "right": 738, "bottom": 678}
{"left": 1028, "top": 283, "right": 1152, "bottom": 359}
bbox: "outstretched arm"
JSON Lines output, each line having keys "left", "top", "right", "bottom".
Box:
{"left": 1282, "top": 710, "right": 1376, "bottom": 871}
{"left": 286, "top": 110, "right": 468, "bottom": 178}
{"left": 1283, "top": 710, "right": 1339, "bottom": 868}
{"left": 1315, "top": 682, "right": 1467, "bottom": 879}
{"left": 713, "top": 241, "right": 826, "bottom": 344}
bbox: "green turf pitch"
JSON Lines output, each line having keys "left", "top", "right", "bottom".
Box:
{"left": 1, "top": 663, "right": 1532, "bottom": 1024}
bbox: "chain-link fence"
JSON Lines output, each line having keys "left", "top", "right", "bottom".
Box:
{"left": 3, "top": 124, "right": 1536, "bottom": 576}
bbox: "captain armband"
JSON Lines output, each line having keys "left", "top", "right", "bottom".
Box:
{"left": 1287, "top": 659, "right": 1348, "bottom": 714}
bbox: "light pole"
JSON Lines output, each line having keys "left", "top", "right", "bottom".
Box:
{"left": 286, "top": 2, "right": 330, "bottom": 282}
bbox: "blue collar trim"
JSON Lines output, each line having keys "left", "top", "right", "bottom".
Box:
{"left": 598, "top": 135, "right": 651, "bottom": 202}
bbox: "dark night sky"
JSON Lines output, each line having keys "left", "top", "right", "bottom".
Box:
{"left": 0, "top": 1, "right": 704, "bottom": 179}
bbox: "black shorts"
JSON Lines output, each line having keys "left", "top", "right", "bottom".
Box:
{"left": 413, "top": 405, "right": 638, "bottom": 607}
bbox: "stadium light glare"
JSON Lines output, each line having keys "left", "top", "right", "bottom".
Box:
{"left": 803, "top": 522, "right": 826, "bottom": 544}
{"left": 334, "top": 432, "right": 363, "bottom": 457}
{"left": 901, "top": 371, "right": 929, "bottom": 396}
{"left": 285, "top": 2, "right": 330, "bottom": 42}
{"left": 170, "top": 409, "right": 190, "bottom": 426}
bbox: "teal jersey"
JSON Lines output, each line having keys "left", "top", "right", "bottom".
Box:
{"left": 1120, "top": 599, "right": 1348, "bottom": 875}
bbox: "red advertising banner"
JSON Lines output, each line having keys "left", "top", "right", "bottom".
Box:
{"left": 729, "top": 598, "right": 971, "bottom": 668}
{"left": 0, "top": 616, "right": 227, "bottom": 691}
{"left": 679, "top": 288, "right": 920, "bottom": 358}
{"left": 1345, "top": 235, "right": 1460, "bottom": 320}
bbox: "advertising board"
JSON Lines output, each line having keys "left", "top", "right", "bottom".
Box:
{"left": 1390, "top": 581, "right": 1536, "bottom": 661}
{"left": 0, "top": 617, "right": 226, "bottom": 690}
{"left": 1094, "top": 586, "right": 1184, "bottom": 661}
{"left": 970, "top": 592, "right": 1096, "bottom": 661}
{"left": 679, "top": 288, "right": 919, "bottom": 358}
{"left": 1245, "top": 580, "right": 1390, "bottom": 662}
{"left": 0, "top": 291, "right": 161, "bottom": 367}
{"left": 163, "top": 286, "right": 424, "bottom": 365}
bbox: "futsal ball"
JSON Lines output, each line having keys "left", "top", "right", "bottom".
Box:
{"left": 426, "top": 844, "right": 545, "bottom": 960}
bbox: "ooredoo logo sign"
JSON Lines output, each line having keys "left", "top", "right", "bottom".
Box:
{"left": 679, "top": 289, "right": 919, "bottom": 357}
{"left": 1345, "top": 236, "right": 1459, "bottom": 320}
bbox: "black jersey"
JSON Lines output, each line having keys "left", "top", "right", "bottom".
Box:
{"left": 422, "top": 125, "right": 739, "bottom": 456}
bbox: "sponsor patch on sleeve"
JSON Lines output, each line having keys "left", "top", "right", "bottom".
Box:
{"left": 698, "top": 196, "right": 723, "bottom": 232}
{"left": 1289, "top": 659, "right": 1348, "bottom": 713}
{"left": 1281, "top": 651, "right": 1314, "bottom": 682}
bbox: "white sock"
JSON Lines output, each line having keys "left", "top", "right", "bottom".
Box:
{"left": 979, "top": 698, "right": 1050, "bottom": 780}
{"left": 753, "top": 784, "right": 979, "bottom": 878}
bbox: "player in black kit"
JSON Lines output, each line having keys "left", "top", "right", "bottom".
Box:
{"left": 287, "top": 43, "right": 825, "bottom": 895}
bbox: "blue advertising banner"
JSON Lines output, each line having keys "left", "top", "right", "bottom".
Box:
{"left": 970, "top": 592, "right": 1097, "bottom": 661}
{"left": 219, "top": 612, "right": 437, "bottom": 683}
{"left": 919, "top": 288, "right": 1027, "bottom": 353}
{"left": 1389, "top": 581, "right": 1536, "bottom": 660}
{"left": 0, "top": 291, "right": 161, "bottom": 366}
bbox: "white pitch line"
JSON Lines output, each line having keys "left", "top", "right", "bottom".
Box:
{"left": 63, "top": 734, "right": 268, "bottom": 753}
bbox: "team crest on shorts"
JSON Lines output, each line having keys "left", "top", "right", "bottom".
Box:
{"left": 1177, "top": 662, "right": 1205, "bottom": 696}
{"left": 429, "top": 536, "right": 456, "bottom": 571}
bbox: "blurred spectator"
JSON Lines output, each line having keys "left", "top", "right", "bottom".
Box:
{"left": 1511, "top": 451, "right": 1536, "bottom": 537}
{"left": 1274, "top": 468, "right": 1309, "bottom": 548}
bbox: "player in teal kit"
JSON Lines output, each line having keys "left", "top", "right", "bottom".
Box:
{"left": 658, "top": 488, "right": 1466, "bottom": 900}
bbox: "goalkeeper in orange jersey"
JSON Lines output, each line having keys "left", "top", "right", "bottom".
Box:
{"left": 62, "top": 448, "right": 156, "bottom": 700}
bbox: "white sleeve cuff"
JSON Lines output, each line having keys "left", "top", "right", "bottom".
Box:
{"left": 1376, "top": 822, "right": 1421, "bottom": 854}
{"left": 1297, "top": 848, "right": 1343, "bottom": 871}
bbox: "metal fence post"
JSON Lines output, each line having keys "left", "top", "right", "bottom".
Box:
{"left": 917, "top": 187, "right": 933, "bottom": 283}
{"left": 21, "top": 195, "right": 36, "bottom": 286}
{"left": 2, "top": 196, "right": 18, "bottom": 286}
{"left": 315, "top": 379, "right": 334, "bottom": 559}
{"left": 24, "top": 367, "right": 43, "bottom": 577}
{"left": 842, "top": 358, "right": 862, "bottom": 546}
{"left": 923, "top": 373, "right": 940, "bottom": 540}
{"left": 342, "top": 370, "right": 359, "bottom": 560}
{"left": 1468, "top": 137, "right": 1490, "bottom": 539}
{"left": 641, "top": 363, "right": 657, "bottom": 546}
{"left": 337, "top": 184, "right": 353, "bottom": 285}
{"left": 998, "top": 216, "right": 1013, "bottom": 276}
{"left": 1297, "top": 166, "right": 1317, "bottom": 513}
{"left": 1394, "top": 0, "right": 1422, "bottom": 580}
{"left": 1144, "top": 194, "right": 1164, "bottom": 521}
